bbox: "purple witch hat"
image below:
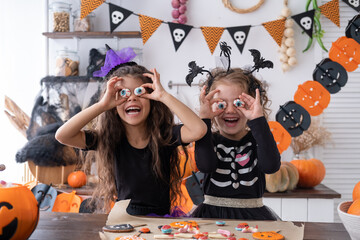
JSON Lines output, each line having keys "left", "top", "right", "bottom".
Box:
{"left": 93, "top": 44, "right": 136, "bottom": 77}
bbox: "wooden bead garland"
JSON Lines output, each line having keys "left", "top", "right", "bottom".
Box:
{"left": 278, "top": 0, "right": 297, "bottom": 72}
{"left": 171, "top": 0, "right": 188, "bottom": 24}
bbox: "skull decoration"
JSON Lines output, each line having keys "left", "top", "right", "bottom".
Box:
{"left": 173, "top": 28, "right": 185, "bottom": 42}
{"left": 234, "top": 31, "right": 246, "bottom": 45}
{"left": 276, "top": 101, "right": 311, "bottom": 137}
{"left": 300, "top": 17, "right": 312, "bottom": 30}
{"left": 313, "top": 58, "right": 348, "bottom": 94}
{"left": 349, "top": 0, "right": 359, "bottom": 7}
{"left": 111, "top": 11, "right": 124, "bottom": 25}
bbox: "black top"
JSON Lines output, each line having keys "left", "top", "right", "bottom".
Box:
{"left": 85, "top": 125, "right": 184, "bottom": 215}
{"left": 195, "top": 117, "right": 281, "bottom": 199}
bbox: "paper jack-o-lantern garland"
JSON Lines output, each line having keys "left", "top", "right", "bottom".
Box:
{"left": 270, "top": 13, "right": 360, "bottom": 154}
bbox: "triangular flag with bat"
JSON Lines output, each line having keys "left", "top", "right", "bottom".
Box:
{"left": 168, "top": 22, "right": 193, "bottom": 51}
{"left": 139, "top": 15, "right": 163, "bottom": 44}
{"left": 200, "top": 26, "right": 225, "bottom": 55}
{"left": 320, "top": 0, "right": 340, "bottom": 27}
{"left": 227, "top": 25, "right": 251, "bottom": 54}
{"left": 262, "top": 18, "right": 286, "bottom": 47}
{"left": 292, "top": 10, "right": 315, "bottom": 38}
{"left": 108, "top": 3, "right": 133, "bottom": 33}
{"left": 81, "top": 0, "right": 105, "bottom": 19}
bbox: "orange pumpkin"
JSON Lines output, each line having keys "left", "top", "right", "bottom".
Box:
{"left": 0, "top": 184, "right": 39, "bottom": 240}
{"left": 347, "top": 199, "right": 360, "bottom": 216}
{"left": 352, "top": 181, "right": 360, "bottom": 201}
{"left": 265, "top": 161, "right": 299, "bottom": 193}
{"left": 67, "top": 171, "right": 87, "bottom": 188}
{"left": 290, "top": 158, "right": 326, "bottom": 188}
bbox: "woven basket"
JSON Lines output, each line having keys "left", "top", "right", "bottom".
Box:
{"left": 337, "top": 201, "right": 360, "bottom": 240}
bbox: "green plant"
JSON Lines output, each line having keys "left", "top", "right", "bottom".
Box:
{"left": 303, "top": 0, "right": 328, "bottom": 52}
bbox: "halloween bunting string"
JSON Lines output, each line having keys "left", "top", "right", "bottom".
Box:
{"left": 88, "top": 0, "right": 340, "bottom": 54}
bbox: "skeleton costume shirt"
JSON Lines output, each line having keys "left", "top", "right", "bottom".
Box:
{"left": 192, "top": 117, "right": 281, "bottom": 220}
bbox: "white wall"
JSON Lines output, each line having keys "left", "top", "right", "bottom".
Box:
{"left": 1, "top": 0, "right": 319, "bottom": 183}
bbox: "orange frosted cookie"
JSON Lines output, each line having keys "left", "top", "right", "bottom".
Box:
{"left": 252, "top": 231, "right": 284, "bottom": 240}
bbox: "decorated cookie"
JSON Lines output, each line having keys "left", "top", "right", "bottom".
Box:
{"left": 217, "top": 101, "right": 227, "bottom": 110}
{"left": 170, "top": 220, "right": 198, "bottom": 229}
{"left": 154, "top": 234, "right": 175, "bottom": 239}
{"left": 242, "top": 225, "right": 258, "bottom": 233}
{"left": 161, "top": 225, "right": 173, "bottom": 234}
{"left": 193, "top": 233, "right": 208, "bottom": 239}
{"left": 139, "top": 227, "right": 150, "bottom": 233}
{"left": 134, "top": 86, "right": 146, "bottom": 96}
{"left": 235, "top": 223, "right": 249, "bottom": 231}
{"left": 215, "top": 221, "right": 225, "bottom": 226}
{"left": 233, "top": 99, "right": 243, "bottom": 107}
{"left": 103, "top": 224, "right": 134, "bottom": 233}
{"left": 115, "top": 235, "right": 145, "bottom": 240}
{"left": 252, "top": 231, "right": 284, "bottom": 240}
{"left": 120, "top": 88, "right": 131, "bottom": 98}
{"left": 217, "top": 229, "right": 233, "bottom": 237}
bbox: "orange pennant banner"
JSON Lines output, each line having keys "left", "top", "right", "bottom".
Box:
{"left": 80, "top": 0, "right": 105, "bottom": 19}
{"left": 200, "top": 27, "right": 225, "bottom": 54}
{"left": 262, "top": 18, "right": 285, "bottom": 47}
{"left": 320, "top": 0, "right": 340, "bottom": 27}
{"left": 139, "top": 15, "right": 163, "bottom": 45}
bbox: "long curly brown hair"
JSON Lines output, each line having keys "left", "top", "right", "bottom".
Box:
{"left": 90, "top": 64, "right": 185, "bottom": 212}
{"left": 202, "top": 67, "right": 271, "bottom": 121}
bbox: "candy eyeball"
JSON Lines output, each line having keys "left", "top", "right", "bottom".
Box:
{"left": 233, "top": 99, "right": 243, "bottom": 108}
{"left": 134, "top": 86, "right": 146, "bottom": 96}
{"left": 217, "top": 101, "right": 227, "bottom": 110}
{"left": 120, "top": 88, "right": 131, "bottom": 98}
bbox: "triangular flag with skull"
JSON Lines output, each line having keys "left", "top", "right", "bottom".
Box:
{"left": 292, "top": 10, "right": 315, "bottom": 38}
{"left": 168, "top": 22, "right": 193, "bottom": 51}
{"left": 319, "top": 0, "right": 340, "bottom": 27}
{"left": 139, "top": 15, "right": 163, "bottom": 44}
{"left": 227, "top": 25, "right": 251, "bottom": 54}
{"left": 109, "top": 3, "right": 133, "bottom": 33}
{"left": 343, "top": 0, "right": 360, "bottom": 12}
{"left": 200, "top": 26, "right": 225, "bottom": 55}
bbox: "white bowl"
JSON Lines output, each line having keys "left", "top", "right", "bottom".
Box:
{"left": 337, "top": 201, "right": 360, "bottom": 240}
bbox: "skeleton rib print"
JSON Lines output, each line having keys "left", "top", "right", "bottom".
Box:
{"left": 210, "top": 142, "right": 258, "bottom": 189}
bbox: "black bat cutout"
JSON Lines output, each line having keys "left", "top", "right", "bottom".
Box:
{"left": 185, "top": 61, "right": 212, "bottom": 86}
{"left": 249, "top": 49, "right": 274, "bottom": 73}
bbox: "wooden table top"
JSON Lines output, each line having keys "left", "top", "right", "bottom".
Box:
{"left": 57, "top": 183, "right": 341, "bottom": 199}
{"left": 29, "top": 212, "right": 351, "bottom": 240}
{"left": 263, "top": 183, "right": 341, "bottom": 199}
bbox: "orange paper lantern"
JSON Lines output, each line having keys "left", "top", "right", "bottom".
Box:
{"left": 329, "top": 36, "right": 360, "bottom": 72}
{"left": 294, "top": 80, "right": 330, "bottom": 116}
{"left": 268, "top": 121, "right": 291, "bottom": 154}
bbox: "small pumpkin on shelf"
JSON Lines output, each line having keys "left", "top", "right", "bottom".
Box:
{"left": 67, "top": 170, "right": 87, "bottom": 188}
{"left": 265, "top": 161, "right": 299, "bottom": 193}
{"left": 290, "top": 158, "right": 325, "bottom": 188}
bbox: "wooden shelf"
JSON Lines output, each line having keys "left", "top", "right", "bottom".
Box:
{"left": 42, "top": 31, "right": 141, "bottom": 39}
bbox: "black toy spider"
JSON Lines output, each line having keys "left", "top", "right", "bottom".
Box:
{"left": 219, "top": 41, "right": 232, "bottom": 72}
